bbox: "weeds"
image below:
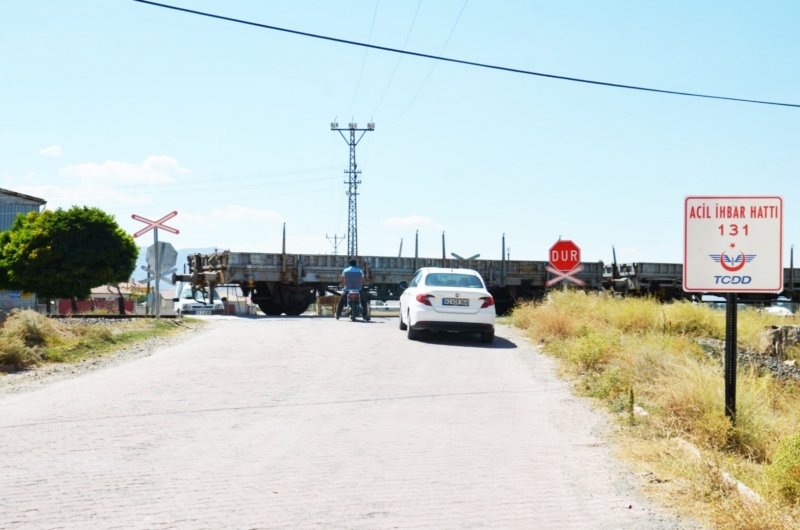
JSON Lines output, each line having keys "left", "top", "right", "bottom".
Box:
{"left": 511, "top": 291, "right": 800, "bottom": 528}
{"left": 0, "top": 310, "right": 188, "bottom": 368}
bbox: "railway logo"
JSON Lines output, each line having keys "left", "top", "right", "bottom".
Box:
{"left": 709, "top": 252, "right": 756, "bottom": 272}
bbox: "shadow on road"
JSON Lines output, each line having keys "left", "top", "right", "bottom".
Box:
{"left": 415, "top": 332, "right": 517, "bottom": 349}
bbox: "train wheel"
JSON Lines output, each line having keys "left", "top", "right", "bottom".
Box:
{"left": 257, "top": 300, "right": 283, "bottom": 316}
{"left": 280, "top": 302, "right": 309, "bottom": 316}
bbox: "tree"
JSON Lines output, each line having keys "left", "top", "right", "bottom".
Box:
{"left": 0, "top": 207, "right": 138, "bottom": 304}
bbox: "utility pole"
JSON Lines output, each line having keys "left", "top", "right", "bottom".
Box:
{"left": 326, "top": 234, "right": 346, "bottom": 255}
{"left": 331, "top": 120, "right": 374, "bottom": 257}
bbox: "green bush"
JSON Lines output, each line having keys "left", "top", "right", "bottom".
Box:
{"left": 586, "top": 365, "right": 628, "bottom": 401}
{"left": 568, "top": 330, "right": 617, "bottom": 371}
{"left": 766, "top": 432, "right": 800, "bottom": 500}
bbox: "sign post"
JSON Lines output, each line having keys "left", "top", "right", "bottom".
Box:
{"left": 546, "top": 240, "right": 585, "bottom": 287}
{"left": 132, "top": 212, "right": 179, "bottom": 318}
{"left": 684, "top": 196, "right": 783, "bottom": 424}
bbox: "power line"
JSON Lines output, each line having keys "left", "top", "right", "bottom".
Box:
{"left": 371, "top": 0, "right": 423, "bottom": 115}
{"left": 394, "top": 0, "right": 468, "bottom": 122}
{"left": 326, "top": 233, "right": 346, "bottom": 255}
{"left": 61, "top": 165, "right": 343, "bottom": 193}
{"left": 53, "top": 175, "right": 342, "bottom": 202}
{"left": 133, "top": 0, "right": 800, "bottom": 109}
{"left": 126, "top": 185, "right": 343, "bottom": 211}
{"left": 348, "top": 0, "right": 380, "bottom": 117}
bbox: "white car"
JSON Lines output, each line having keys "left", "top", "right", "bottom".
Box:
{"left": 398, "top": 267, "right": 496, "bottom": 343}
{"left": 173, "top": 283, "right": 226, "bottom": 316}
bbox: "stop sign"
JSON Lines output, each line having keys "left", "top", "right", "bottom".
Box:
{"left": 549, "top": 240, "right": 581, "bottom": 272}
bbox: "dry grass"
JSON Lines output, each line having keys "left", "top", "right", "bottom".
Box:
{"left": 0, "top": 310, "right": 191, "bottom": 367}
{"left": 511, "top": 291, "right": 800, "bottom": 529}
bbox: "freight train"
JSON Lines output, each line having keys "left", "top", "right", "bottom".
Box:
{"left": 173, "top": 246, "right": 800, "bottom": 316}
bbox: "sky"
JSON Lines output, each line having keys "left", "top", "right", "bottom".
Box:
{"left": 1, "top": 0, "right": 798, "bottom": 266}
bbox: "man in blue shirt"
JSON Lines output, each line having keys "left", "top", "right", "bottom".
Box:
{"left": 336, "top": 259, "right": 370, "bottom": 321}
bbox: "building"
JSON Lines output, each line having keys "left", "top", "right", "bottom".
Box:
{"left": 0, "top": 188, "right": 47, "bottom": 312}
{"left": 0, "top": 188, "right": 46, "bottom": 232}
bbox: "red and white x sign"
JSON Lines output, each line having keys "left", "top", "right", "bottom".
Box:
{"left": 545, "top": 264, "right": 586, "bottom": 287}
{"left": 131, "top": 211, "right": 179, "bottom": 238}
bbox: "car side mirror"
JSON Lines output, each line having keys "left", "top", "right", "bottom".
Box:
{"left": 172, "top": 298, "right": 179, "bottom": 302}
{"left": 398, "top": 281, "right": 408, "bottom": 289}
{"left": 221, "top": 297, "right": 228, "bottom": 303}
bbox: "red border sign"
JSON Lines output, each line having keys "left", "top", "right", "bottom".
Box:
{"left": 131, "top": 211, "right": 179, "bottom": 238}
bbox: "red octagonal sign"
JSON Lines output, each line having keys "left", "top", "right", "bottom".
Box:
{"left": 549, "top": 240, "right": 581, "bottom": 272}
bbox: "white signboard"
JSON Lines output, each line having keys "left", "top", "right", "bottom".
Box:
{"left": 684, "top": 196, "right": 783, "bottom": 293}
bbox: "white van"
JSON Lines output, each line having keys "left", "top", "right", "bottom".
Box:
{"left": 173, "top": 282, "right": 226, "bottom": 316}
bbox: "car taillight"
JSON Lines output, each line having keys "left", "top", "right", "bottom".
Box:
{"left": 480, "top": 296, "right": 494, "bottom": 308}
{"left": 416, "top": 293, "right": 434, "bottom": 306}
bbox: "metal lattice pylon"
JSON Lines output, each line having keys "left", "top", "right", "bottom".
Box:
{"left": 331, "top": 121, "right": 374, "bottom": 257}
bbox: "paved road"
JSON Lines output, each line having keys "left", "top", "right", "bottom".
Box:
{"left": 0, "top": 317, "right": 691, "bottom": 529}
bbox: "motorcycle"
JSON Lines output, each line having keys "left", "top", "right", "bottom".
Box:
{"left": 343, "top": 288, "right": 370, "bottom": 322}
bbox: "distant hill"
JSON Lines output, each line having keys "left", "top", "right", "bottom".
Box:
{"left": 133, "top": 246, "right": 218, "bottom": 289}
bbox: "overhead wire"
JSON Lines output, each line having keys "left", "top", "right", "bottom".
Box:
{"left": 127, "top": 186, "right": 343, "bottom": 211}
{"left": 348, "top": 0, "right": 380, "bottom": 117}
{"left": 64, "top": 165, "right": 343, "bottom": 193}
{"left": 132, "top": 0, "right": 800, "bottom": 109}
{"left": 393, "top": 0, "right": 468, "bottom": 123}
{"left": 61, "top": 177, "right": 338, "bottom": 200}
{"left": 371, "top": 0, "right": 423, "bottom": 116}
{"left": 57, "top": 174, "right": 342, "bottom": 202}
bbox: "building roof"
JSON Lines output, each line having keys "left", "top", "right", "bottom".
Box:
{"left": 0, "top": 188, "right": 47, "bottom": 205}
{"left": 89, "top": 280, "right": 148, "bottom": 298}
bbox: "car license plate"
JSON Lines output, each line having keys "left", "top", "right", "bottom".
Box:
{"left": 442, "top": 298, "right": 469, "bottom": 306}
{"left": 198, "top": 310, "right": 212, "bottom": 315}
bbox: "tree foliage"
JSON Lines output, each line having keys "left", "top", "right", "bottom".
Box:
{"left": 0, "top": 207, "right": 137, "bottom": 299}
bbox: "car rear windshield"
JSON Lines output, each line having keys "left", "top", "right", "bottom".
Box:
{"left": 424, "top": 273, "right": 484, "bottom": 288}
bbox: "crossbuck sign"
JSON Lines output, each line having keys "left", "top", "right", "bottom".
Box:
{"left": 132, "top": 212, "right": 179, "bottom": 238}
{"left": 131, "top": 211, "right": 179, "bottom": 318}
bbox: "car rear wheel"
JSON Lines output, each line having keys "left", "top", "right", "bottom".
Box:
{"left": 399, "top": 312, "right": 407, "bottom": 330}
{"left": 480, "top": 331, "right": 494, "bottom": 344}
{"left": 406, "top": 312, "right": 420, "bottom": 340}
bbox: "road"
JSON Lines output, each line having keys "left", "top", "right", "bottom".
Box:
{"left": 0, "top": 316, "right": 692, "bottom": 529}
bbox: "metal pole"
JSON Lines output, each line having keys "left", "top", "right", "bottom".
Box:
{"left": 502, "top": 233, "right": 506, "bottom": 285}
{"left": 282, "top": 223, "right": 286, "bottom": 273}
{"left": 442, "top": 231, "right": 446, "bottom": 262}
{"left": 725, "top": 292, "right": 738, "bottom": 423}
{"left": 348, "top": 128, "right": 358, "bottom": 257}
{"left": 154, "top": 228, "right": 160, "bottom": 319}
{"left": 332, "top": 122, "right": 372, "bottom": 258}
{"left": 414, "top": 230, "right": 419, "bottom": 272}
{"left": 398, "top": 238, "right": 403, "bottom": 258}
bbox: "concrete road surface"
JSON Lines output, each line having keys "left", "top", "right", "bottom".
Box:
{"left": 0, "top": 317, "right": 693, "bottom": 529}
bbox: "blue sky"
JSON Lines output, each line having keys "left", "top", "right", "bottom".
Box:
{"left": 1, "top": 1, "right": 798, "bottom": 264}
